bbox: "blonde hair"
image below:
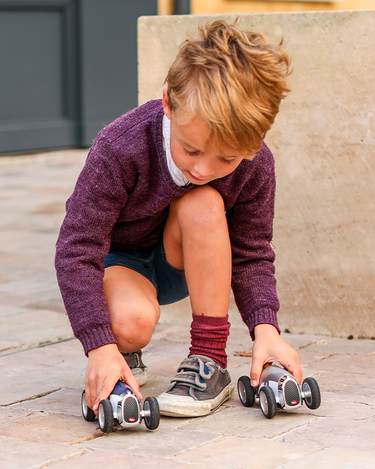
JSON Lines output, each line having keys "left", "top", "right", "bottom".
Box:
{"left": 165, "top": 19, "right": 291, "bottom": 156}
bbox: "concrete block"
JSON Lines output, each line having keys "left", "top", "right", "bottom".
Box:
{"left": 138, "top": 10, "right": 375, "bottom": 338}
{"left": 159, "top": 294, "right": 247, "bottom": 330}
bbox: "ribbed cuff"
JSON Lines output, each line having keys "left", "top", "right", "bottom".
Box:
{"left": 190, "top": 314, "right": 230, "bottom": 327}
{"left": 189, "top": 314, "right": 230, "bottom": 368}
{"left": 243, "top": 308, "right": 280, "bottom": 340}
{"left": 77, "top": 324, "right": 117, "bottom": 356}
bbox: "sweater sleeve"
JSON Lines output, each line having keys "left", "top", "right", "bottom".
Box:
{"left": 227, "top": 148, "right": 280, "bottom": 339}
{"left": 55, "top": 137, "right": 129, "bottom": 355}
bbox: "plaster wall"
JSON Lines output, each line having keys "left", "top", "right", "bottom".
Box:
{"left": 159, "top": 0, "right": 375, "bottom": 15}
{"left": 138, "top": 10, "right": 375, "bottom": 338}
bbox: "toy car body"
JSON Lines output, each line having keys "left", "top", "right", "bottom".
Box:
{"left": 81, "top": 381, "right": 160, "bottom": 433}
{"left": 238, "top": 364, "right": 321, "bottom": 419}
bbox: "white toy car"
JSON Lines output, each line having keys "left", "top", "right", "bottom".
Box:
{"left": 238, "top": 364, "right": 321, "bottom": 419}
{"left": 81, "top": 381, "right": 160, "bottom": 433}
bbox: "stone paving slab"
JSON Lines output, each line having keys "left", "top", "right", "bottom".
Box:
{"left": 273, "top": 416, "right": 375, "bottom": 453}
{"left": 297, "top": 391, "right": 375, "bottom": 420}
{"left": 0, "top": 339, "right": 86, "bottom": 405}
{"left": 173, "top": 435, "right": 320, "bottom": 469}
{"left": 1, "top": 150, "right": 375, "bottom": 468}
{"left": 82, "top": 426, "right": 222, "bottom": 459}
{"left": 180, "top": 404, "right": 318, "bottom": 439}
{"left": 11, "top": 388, "right": 83, "bottom": 417}
{"left": 0, "top": 408, "right": 40, "bottom": 429}
{"left": 0, "top": 413, "right": 102, "bottom": 445}
{"left": 0, "top": 150, "right": 87, "bottom": 331}
{"left": 274, "top": 447, "right": 375, "bottom": 469}
{"left": 0, "top": 340, "right": 21, "bottom": 353}
{"left": 48, "top": 450, "right": 209, "bottom": 469}
{"left": 0, "top": 436, "right": 86, "bottom": 469}
{"left": 303, "top": 337, "right": 375, "bottom": 355}
{"left": 0, "top": 305, "right": 72, "bottom": 351}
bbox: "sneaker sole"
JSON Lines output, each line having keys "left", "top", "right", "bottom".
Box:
{"left": 132, "top": 368, "right": 147, "bottom": 387}
{"left": 157, "top": 382, "right": 234, "bottom": 417}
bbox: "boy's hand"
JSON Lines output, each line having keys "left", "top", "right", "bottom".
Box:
{"left": 250, "top": 324, "right": 303, "bottom": 387}
{"left": 85, "top": 343, "right": 143, "bottom": 413}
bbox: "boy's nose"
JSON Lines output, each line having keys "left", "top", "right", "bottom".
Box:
{"left": 194, "top": 160, "right": 215, "bottom": 178}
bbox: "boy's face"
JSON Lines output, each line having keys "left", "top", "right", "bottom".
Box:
{"left": 163, "top": 90, "right": 245, "bottom": 185}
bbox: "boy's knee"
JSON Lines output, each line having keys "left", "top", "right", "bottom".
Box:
{"left": 112, "top": 302, "right": 159, "bottom": 351}
{"left": 176, "top": 186, "right": 225, "bottom": 228}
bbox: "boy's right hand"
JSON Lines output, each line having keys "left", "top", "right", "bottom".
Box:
{"left": 85, "top": 343, "right": 143, "bottom": 412}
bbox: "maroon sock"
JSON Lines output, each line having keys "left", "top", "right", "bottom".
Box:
{"left": 188, "top": 314, "right": 230, "bottom": 369}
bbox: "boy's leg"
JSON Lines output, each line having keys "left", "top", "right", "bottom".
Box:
{"left": 85, "top": 267, "right": 159, "bottom": 410}
{"left": 158, "top": 186, "right": 233, "bottom": 417}
{"left": 103, "top": 266, "right": 160, "bottom": 385}
{"left": 163, "top": 186, "right": 231, "bottom": 318}
{"left": 104, "top": 266, "right": 160, "bottom": 352}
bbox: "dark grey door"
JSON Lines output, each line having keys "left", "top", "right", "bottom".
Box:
{"left": 0, "top": 0, "right": 157, "bottom": 154}
{"left": 0, "top": 0, "right": 79, "bottom": 153}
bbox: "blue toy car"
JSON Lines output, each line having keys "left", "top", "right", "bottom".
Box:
{"left": 81, "top": 381, "right": 160, "bottom": 433}
{"left": 238, "top": 364, "right": 321, "bottom": 419}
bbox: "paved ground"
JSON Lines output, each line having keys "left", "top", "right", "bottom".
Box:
{"left": 0, "top": 149, "right": 374, "bottom": 469}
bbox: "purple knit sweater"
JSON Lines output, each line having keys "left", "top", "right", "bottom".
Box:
{"left": 55, "top": 100, "right": 280, "bottom": 355}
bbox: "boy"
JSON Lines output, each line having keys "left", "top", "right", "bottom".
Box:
{"left": 55, "top": 19, "right": 302, "bottom": 418}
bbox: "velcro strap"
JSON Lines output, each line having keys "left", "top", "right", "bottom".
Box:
{"left": 168, "top": 357, "right": 216, "bottom": 393}
{"left": 171, "top": 371, "right": 207, "bottom": 391}
{"left": 124, "top": 353, "right": 141, "bottom": 369}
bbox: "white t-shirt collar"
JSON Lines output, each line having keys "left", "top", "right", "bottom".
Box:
{"left": 162, "top": 115, "right": 190, "bottom": 187}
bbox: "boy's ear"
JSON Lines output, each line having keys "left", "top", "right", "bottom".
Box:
{"left": 162, "top": 87, "right": 172, "bottom": 119}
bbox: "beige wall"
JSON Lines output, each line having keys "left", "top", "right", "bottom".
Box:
{"left": 159, "top": 0, "right": 375, "bottom": 15}
{"left": 139, "top": 10, "right": 375, "bottom": 338}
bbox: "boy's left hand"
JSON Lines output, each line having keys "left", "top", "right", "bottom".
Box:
{"left": 250, "top": 324, "right": 303, "bottom": 387}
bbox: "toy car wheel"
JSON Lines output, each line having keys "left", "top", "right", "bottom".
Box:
{"left": 81, "top": 391, "right": 96, "bottom": 422}
{"left": 259, "top": 385, "right": 277, "bottom": 419}
{"left": 302, "top": 377, "right": 321, "bottom": 409}
{"left": 98, "top": 399, "right": 114, "bottom": 433}
{"left": 237, "top": 376, "right": 255, "bottom": 407}
{"left": 143, "top": 397, "right": 160, "bottom": 430}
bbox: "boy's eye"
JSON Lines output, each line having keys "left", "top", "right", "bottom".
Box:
{"left": 183, "top": 148, "right": 200, "bottom": 156}
{"left": 219, "top": 157, "right": 235, "bottom": 165}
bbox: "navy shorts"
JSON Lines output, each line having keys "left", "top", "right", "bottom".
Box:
{"left": 103, "top": 239, "right": 189, "bottom": 306}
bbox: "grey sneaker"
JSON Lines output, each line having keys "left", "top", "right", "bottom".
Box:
{"left": 157, "top": 355, "right": 233, "bottom": 417}
{"left": 122, "top": 350, "right": 147, "bottom": 387}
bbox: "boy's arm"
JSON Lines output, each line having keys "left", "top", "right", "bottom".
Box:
{"left": 55, "top": 137, "right": 128, "bottom": 354}
{"left": 228, "top": 147, "right": 280, "bottom": 335}
{"left": 227, "top": 146, "right": 302, "bottom": 383}
{"left": 251, "top": 324, "right": 302, "bottom": 386}
{"left": 55, "top": 140, "right": 136, "bottom": 406}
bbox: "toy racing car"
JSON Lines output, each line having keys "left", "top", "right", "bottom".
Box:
{"left": 238, "top": 364, "right": 321, "bottom": 419}
{"left": 81, "top": 381, "right": 160, "bottom": 433}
